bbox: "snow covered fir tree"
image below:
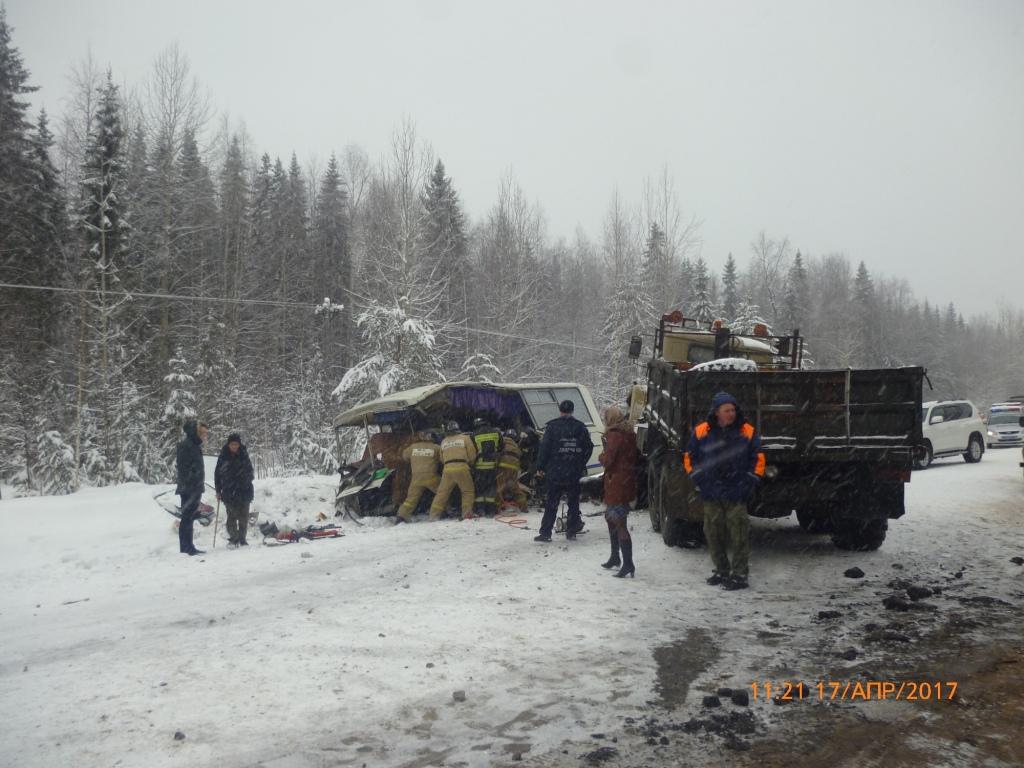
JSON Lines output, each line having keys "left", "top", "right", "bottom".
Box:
{"left": 1, "top": 12, "right": 1023, "bottom": 494}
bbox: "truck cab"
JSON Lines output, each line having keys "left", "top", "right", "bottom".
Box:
{"left": 653, "top": 311, "right": 801, "bottom": 371}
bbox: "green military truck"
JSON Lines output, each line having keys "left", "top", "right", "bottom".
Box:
{"left": 634, "top": 311, "right": 924, "bottom": 551}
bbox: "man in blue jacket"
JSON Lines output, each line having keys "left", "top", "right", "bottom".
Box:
{"left": 684, "top": 392, "right": 765, "bottom": 590}
{"left": 534, "top": 400, "right": 594, "bottom": 542}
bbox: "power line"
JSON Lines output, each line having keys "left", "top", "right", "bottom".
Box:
{"left": 0, "top": 281, "right": 323, "bottom": 310}
{"left": 435, "top": 321, "right": 604, "bottom": 353}
{"left": 0, "top": 281, "right": 607, "bottom": 354}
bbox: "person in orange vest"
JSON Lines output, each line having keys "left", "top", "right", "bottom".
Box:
{"left": 683, "top": 391, "right": 765, "bottom": 590}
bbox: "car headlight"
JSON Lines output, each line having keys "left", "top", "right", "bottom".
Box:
{"left": 764, "top": 465, "right": 779, "bottom": 479}
{"left": 987, "top": 430, "right": 996, "bottom": 437}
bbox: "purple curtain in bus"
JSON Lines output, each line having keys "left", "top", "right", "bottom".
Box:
{"left": 449, "top": 387, "right": 527, "bottom": 419}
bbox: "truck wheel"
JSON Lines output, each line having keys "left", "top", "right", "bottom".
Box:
{"left": 913, "top": 441, "right": 932, "bottom": 470}
{"left": 648, "top": 467, "right": 662, "bottom": 532}
{"left": 796, "top": 508, "right": 830, "bottom": 533}
{"left": 677, "top": 520, "right": 704, "bottom": 548}
{"left": 659, "top": 467, "right": 682, "bottom": 547}
{"left": 963, "top": 434, "right": 984, "bottom": 463}
{"left": 831, "top": 517, "right": 887, "bottom": 551}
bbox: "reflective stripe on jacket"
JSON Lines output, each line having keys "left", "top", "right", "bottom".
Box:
{"left": 683, "top": 420, "right": 765, "bottom": 502}
{"left": 473, "top": 430, "right": 502, "bottom": 470}
{"left": 498, "top": 437, "right": 522, "bottom": 471}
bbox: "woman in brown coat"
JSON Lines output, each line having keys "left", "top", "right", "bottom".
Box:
{"left": 599, "top": 406, "right": 639, "bottom": 578}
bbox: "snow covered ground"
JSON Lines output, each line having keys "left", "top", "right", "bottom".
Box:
{"left": 1, "top": 449, "right": 1021, "bottom": 767}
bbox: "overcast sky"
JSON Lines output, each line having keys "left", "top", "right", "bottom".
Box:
{"left": 7, "top": 0, "right": 1023, "bottom": 317}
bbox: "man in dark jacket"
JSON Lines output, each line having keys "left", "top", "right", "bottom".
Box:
{"left": 683, "top": 391, "right": 765, "bottom": 590}
{"left": 215, "top": 432, "right": 255, "bottom": 547}
{"left": 534, "top": 400, "right": 594, "bottom": 542}
{"left": 175, "top": 419, "right": 208, "bottom": 556}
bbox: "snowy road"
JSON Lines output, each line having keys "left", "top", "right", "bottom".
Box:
{"left": 1, "top": 448, "right": 1022, "bottom": 767}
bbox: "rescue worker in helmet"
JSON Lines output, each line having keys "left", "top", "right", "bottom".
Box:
{"left": 428, "top": 421, "right": 478, "bottom": 520}
{"left": 496, "top": 429, "right": 528, "bottom": 513}
{"left": 396, "top": 431, "right": 442, "bottom": 523}
{"left": 471, "top": 417, "right": 502, "bottom": 516}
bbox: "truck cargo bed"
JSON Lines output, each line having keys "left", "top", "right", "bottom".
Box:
{"left": 646, "top": 362, "right": 924, "bottom": 465}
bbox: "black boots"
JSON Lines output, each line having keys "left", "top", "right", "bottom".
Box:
{"left": 613, "top": 540, "right": 635, "bottom": 578}
{"left": 601, "top": 528, "right": 621, "bottom": 569}
{"left": 723, "top": 575, "right": 749, "bottom": 590}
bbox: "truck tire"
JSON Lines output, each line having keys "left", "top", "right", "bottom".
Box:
{"left": 962, "top": 434, "right": 984, "bottom": 463}
{"left": 658, "top": 465, "right": 704, "bottom": 548}
{"left": 831, "top": 517, "right": 887, "bottom": 551}
{"left": 796, "top": 508, "right": 831, "bottom": 533}
{"left": 634, "top": 459, "right": 649, "bottom": 509}
{"left": 914, "top": 441, "right": 932, "bottom": 470}
{"left": 677, "top": 520, "right": 704, "bottom": 548}
{"left": 648, "top": 467, "right": 662, "bottom": 533}
{"left": 659, "top": 468, "right": 681, "bottom": 547}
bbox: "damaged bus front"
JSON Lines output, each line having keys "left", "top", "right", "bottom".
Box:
{"left": 332, "top": 382, "right": 605, "bottom": 518}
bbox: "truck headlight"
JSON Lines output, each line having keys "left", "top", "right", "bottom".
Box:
{"left": 764, "top": 465, "right": 779, "bottom": 479}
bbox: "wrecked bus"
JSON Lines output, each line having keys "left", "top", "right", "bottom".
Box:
{"left": 332, "top": 382, "right": 605, "bottom": 518}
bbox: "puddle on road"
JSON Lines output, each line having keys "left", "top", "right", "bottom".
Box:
{"left": 653, "top": 627, "right": 721, "bottom": 708}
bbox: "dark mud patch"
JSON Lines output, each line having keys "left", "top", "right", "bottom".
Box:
{"left": 653, "top": 627, "right": 721, "bottom": 708}
{"left": 580, "top": 745, "right": 619, "bottom": 764}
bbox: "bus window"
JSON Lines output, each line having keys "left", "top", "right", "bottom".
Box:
{"left": 553, "top": 388, "right": 595, "bottom": 425}
{"left": 522, "top": 389, "right": 561, "bottom": 425}
{"left": 522, "top": 388, "right": 595, "bottom": 426}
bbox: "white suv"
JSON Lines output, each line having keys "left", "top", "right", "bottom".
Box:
{"left": 916, "top": 400, "right": 986, "bottom": 469}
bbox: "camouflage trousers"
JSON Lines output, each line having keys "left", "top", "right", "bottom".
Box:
{"left": 703, "top": 500, "right": 750, "bottom": 579}
{"left": 225, "top": 501, "right": 251, "bottom": 544}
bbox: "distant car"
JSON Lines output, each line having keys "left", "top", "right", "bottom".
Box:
{"left": 986, "top": 403, "right": 1024, "bottom": 448}
{"left": 916, "top": 400, "right": 986, "bottom": 469}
